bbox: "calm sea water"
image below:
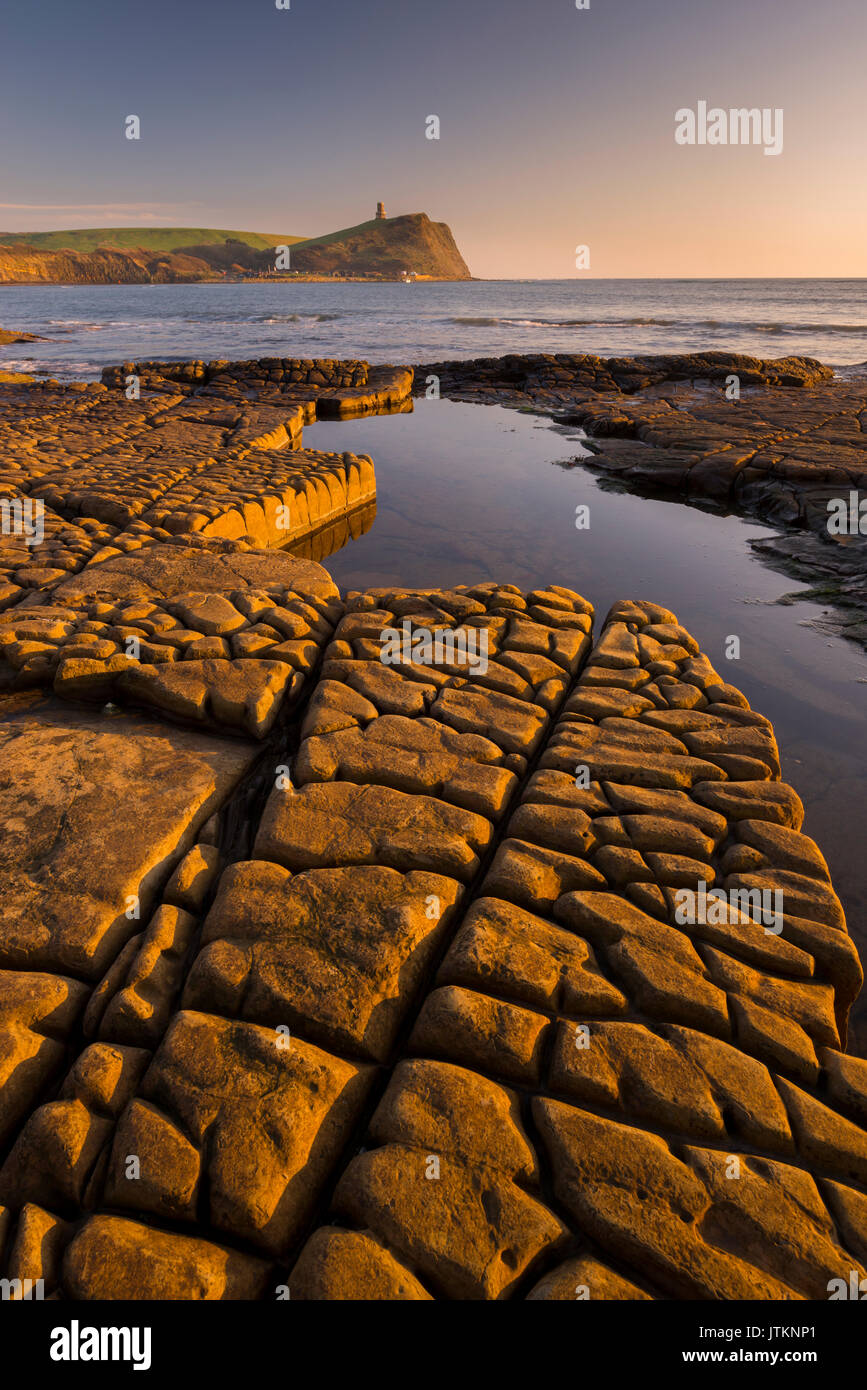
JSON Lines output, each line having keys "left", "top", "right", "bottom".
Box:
{"left": 1, "top": 279, "right": 866, "bottom": 377}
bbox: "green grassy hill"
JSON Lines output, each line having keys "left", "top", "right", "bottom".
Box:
{"left": 0, "top": 214, "right": 472, "bottom": 281}
{"left": 294, "top": 219, "right": 381, "bottom": 249}
{"left": 0, "top": 227, "right": 306, "bottom": 253}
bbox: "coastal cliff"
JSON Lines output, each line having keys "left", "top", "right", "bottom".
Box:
{"left": 0, "top": 212, "right": 472, "bottom": 283}
{"left": 0, "top": 243, "right": 223, "bottom": 284}
{"left": 289, "top": 213, "right": 472, "bottom": 279}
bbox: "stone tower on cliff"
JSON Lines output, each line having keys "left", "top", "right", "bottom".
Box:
{"left": 375, "top": 202, "right": 386, "bottom": 220}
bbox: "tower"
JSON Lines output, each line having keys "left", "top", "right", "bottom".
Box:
{"left": 376, "top": 201, "right": 386, "bottom": 220}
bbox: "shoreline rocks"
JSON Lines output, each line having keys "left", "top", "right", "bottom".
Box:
{"left": 0, "top": 580, "right": 865, "bottom": 1301}
{"left": 0, "top": 358, "right": 411, "bottom": 730}
{"left": 414, "top": 351, "right": 867, "bottom": 653}
{"left": 0, "top": 327, "right": 42, "bottom": 345}
{"left": 0, "top": 356, "right": 865, "bottom": 1301}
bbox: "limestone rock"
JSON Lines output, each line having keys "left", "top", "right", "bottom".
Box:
{"left": 289, "top": 1227, "right": 434, "bottom": 1300}
{"left": 62, "top": 1214, "right": 271, "bottom": 1300}
{"left": 0, "top": 970, "right": 89, "bottom": 1146}
{"left": 5, "top": 1204, "right": 73, "bottom": 1298}
{"left": 59, "top": 1041, "right": 150, "bottom": 1116}
{"left": 736, "top": 819, "right": 831, "bottom": 883}
{"left": 53, "top": 541, "right": 338, "bottom": 609}
{"left": 776, "top": 1077, "right": 867, "bottom": 1186}
{"left": 104, "top": 1098, "right": 201, "bottom": 1221}
{"left": 820, "top": 1048, "right": 867, "bottom": 1126}
{"left": 295, "top": 714, "right": 520, "bottom": 819}
{"left": 0, "top": 694, "right": 255, "bottom": 979}
{"left": 369, "top": 1058, "right": 538, "bottom": 1182}
{"left": 96, "top": 903, "right": 198, "bottom": 1047}
{"left": 823, "top": 1181, "right": 867, "bottom": 1266}
{"left": 506, "top": 801, "right": 598, "bottom": 859}
{"left": 692, "top": 779, "right": 804, "bottom": 829}
{"left": 127, "top": 1010, "right": 372, "bottom": 1253}
{"left": 164, "top": 842, "right": 221, "bottom": 913}
{"left": 184, "top": 863, "right": 460, "bottom": 1062}
{"left": 555, "top": 892, "right": 730, "bottom": 1036}
{"left": 430, "top": 684, "right": 548, "bottom": 757}
{"left": 527, "top": 1254, "right": 654, "bottom": 1301}
{"left": 332, "top": 1143, "right": 566, "bottom": 1300}
{"left": 534, "top": 1098, "right": 846, "bottom": 1299}
{"left": 437, "top": 895, "right": 627, "bottom": 1015}
{"left": 482, "top": 838, "right": 606, "bottom": 914}
{"left": 254, "top": 781, "right": 491, "bottom": 881}
{"left": 119, "top": 657, "right": 297, "bottom": 738}
{"left": 702, "top": 945, "right": 839, "bottom": 1049}
{"left": 548, "top": 1020, "right": 792, "bottom": 1154}
{"left": 408, "top": 985, "right": 549, "bottom": 1084}
{"left": 725, "top": 868, "right": 846, "bottom": 936}
{"left": 730, "top": 994, "right": 820, "bottom": 1085}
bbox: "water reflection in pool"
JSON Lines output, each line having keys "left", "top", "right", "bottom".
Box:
{"left": 304, "top": 398, "right": 867, "bottom": 1052}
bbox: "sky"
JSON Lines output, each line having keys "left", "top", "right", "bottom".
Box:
{"left": 1, "top": 0, "right": 865, "bottom": 278}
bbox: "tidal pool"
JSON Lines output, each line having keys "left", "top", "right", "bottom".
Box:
{"left": 305, "top": 398, "right": 867, "bottom": 1050}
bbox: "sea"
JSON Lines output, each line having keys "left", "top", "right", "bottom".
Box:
{"left": 0, "top": 278, "right": 865, "bottom": 378}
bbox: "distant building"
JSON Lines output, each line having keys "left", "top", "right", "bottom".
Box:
{"left": 375, "top": 202, "right": 386, "bottom": 220}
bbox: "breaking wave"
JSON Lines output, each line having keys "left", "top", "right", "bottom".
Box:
{"left": 447, "top": 315, "right": 867, "bottom": 337}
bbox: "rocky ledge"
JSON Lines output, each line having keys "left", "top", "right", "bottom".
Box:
{"left": 0, "top": 358, "right": 865, "bottom": 1302}
{"left": 0, "top": 358, "right": 412, "bottom": 734}
{"left": 0, "top": 327, "right": 41, "bottom": 346}
{"left": 415, "top": 352, "right": 867, "bottom": 650}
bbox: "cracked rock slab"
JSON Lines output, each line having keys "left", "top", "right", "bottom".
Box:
{"left": 254, "top": 780, "right": 492, "bottom": 881}
{"left": 534, "top": 1097, "right": 862, "bottom": 1300}
{"left": 111, "top": 1010, "right": 373, "bottom": 1255}
{"left": 0, "top": 693, "right": 256, "bottom": 979}
{"left": 183, "top": 863, "right": 462, "bottom": 1061}
{"left": 332, "top": 1142, "right": 567, "bottom": 1300}
{"left": 62, "top": 1214, "right": 272, "bottom": 1300}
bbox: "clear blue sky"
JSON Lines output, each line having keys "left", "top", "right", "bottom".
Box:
{"left": 1, "top": 0, "right": 864, "bottom": 276}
